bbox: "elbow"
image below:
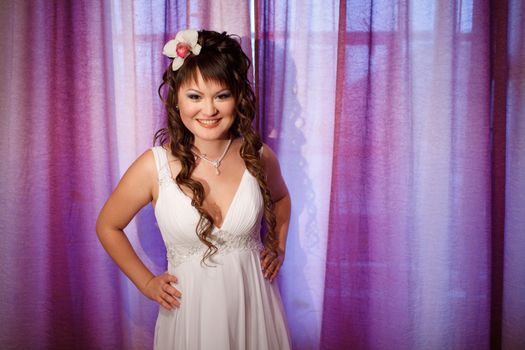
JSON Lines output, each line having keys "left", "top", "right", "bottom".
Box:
{"left": 95, "top": 214, "right": 105, "bottom": 240}
{"left": 95, "top": 210, "right": 113, "bottom": 241}
{"left": 95, "top": 211, "right": 125, "bottom": 242}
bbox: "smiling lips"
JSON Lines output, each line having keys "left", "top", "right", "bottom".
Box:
{"left": 197, "top": 118, "right": 221, "bottom": 128}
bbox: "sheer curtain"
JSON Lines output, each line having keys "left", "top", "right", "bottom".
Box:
{"left": 255, "top": 1, "right": 339, "bottom": 348}
{"left": 256, "top": 0, "right": 524, "bottom": 349}
{"left": 1, "top": 0, "right": 523, "bottom": 349}
{"left": 0, "top": 1, "right": 251, "bottom": 349}
{"left": 322, "top": 0, "right": 492, "bottom": 348}
{"left": 502, "top": 0, "right": 525, "bottom": 348}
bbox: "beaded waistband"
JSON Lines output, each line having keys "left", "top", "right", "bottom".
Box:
{"left": 165, "top": 230, "right": 264, "bottom": 267}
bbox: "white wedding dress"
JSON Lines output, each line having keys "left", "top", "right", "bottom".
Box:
{"left": 151, "top": 146, "right": 292, "bottom": 350}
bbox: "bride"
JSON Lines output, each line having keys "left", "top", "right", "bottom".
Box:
{"left": 96, "top": 29, "right": 292, "bottom": 349}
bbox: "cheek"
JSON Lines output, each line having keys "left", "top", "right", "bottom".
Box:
{"left": 179, "top": 115, "right": 194, "bottom": 132}
{"left": 178, "top": 103, "right": 201, "bottom": 127}
{"left": 178, "top": 101, "right": 197, "bottom": 116}
{"left": 221, "top": 102, "right": 236, "bottom": 117}
{"left": 178, "top": 107, "right": 196, "bottom": 130}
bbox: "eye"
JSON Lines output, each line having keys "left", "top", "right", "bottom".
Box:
{"left": 216, "top": 92, "right": 232, "bottom": 100}
{"left": 186, "top": 93, "right": 201, "bottom": 100}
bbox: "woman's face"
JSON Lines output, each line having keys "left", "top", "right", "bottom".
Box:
{"left": 177, "top": 70, "right": 236, "bottom": 142}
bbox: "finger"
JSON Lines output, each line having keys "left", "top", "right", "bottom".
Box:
{"left": 163, "top": 273, "right": 178, "bottom": 283}
{"left": 166, "top": 285, "right": 182, "bottom": 298}
{"left": 262, "top": 254, "right": 274, "bottom": 270}
{"left": 260, "top": 251, "right": 271, "bottom": 269}
{"left": 261, "top": 256, "right": 269, "bottom": 271}
{"left": 266, "top": 258, "right": 281, "bottom": 278}
{"left": 261, "top": 248, "right": 273, "bottom": 260}
{"left": 162, "top": 292, "right": 180, "bottom": 307}
{"left": 266, "top": 255, "right": 279, "bottom": 270}
{"left": 161, "top": 271, "right": 177, "bottom": 282}
{"left": 157, "top": 296, "right": 172, "bottom": 310}
{"left": 269, "top": 263, "right": 282, "bottom": 282}
{"left": 269, "top": 272, "right": 279, "bottom": 283}
{"left": 160, "top": 284, "right": 178, "bottom": 299}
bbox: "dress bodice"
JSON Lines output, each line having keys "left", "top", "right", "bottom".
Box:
{"left": 151, "top": 146, "right": 265, "bottom": 267}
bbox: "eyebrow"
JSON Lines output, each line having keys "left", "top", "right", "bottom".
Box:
{"left": 185, "top": 89, "right": 232, "bottom": 96}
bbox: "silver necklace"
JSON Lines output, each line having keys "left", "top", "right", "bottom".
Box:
{"left": 195, "top": 138, "right": 232, "bottom": 175}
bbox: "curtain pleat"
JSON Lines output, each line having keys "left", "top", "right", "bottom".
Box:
{"left": 502, "top": 0, "right": 525, "bottom": 348}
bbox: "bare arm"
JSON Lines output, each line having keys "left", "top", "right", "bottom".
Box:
{"left": 259, "top": 144, "right": 291, "bottom": 282}
{"left": 95, "top": 149, "right": 181, "bottom": 309}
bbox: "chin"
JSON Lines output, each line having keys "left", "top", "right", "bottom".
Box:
{"left": 192, "top": 128, "right": 231, "bottom": 141}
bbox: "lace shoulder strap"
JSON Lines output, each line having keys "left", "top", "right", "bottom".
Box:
{"left": 150, "top": 146, "right": 172, "bottom": 182}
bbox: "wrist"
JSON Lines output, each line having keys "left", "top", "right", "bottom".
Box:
{"left": 138, "top": 275, "right": 155, "bottom": 294}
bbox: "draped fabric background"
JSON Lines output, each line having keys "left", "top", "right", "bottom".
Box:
{"left": 323, "top": 1, "right": 493, "bottom": 348}
{"left": 0, "top": 0, "right": 523, "bottom": 349}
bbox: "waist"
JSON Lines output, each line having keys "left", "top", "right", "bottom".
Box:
{"left": 165, "top": 230, "right": 264, "bottom": 267}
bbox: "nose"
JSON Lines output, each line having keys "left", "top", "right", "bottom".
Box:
{"left": 202, "top": 98, "right": 218, "bottom": 116}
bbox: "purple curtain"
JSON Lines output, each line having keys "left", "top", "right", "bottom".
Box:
{"left": 255, "top": 1, "right": 341, "bottom": 348}
{"left": 1, "top": 1, "right": 120, "bottom": 348}
{"left": 1, "top": 0, "right": 524, "bottom": 349}
{"left": 255, "top": 0, "right": 524, "bottom": 349}
{"left": 323, "top": 0, "right": 492, "bottom": 348}
{"left": 502, "top": 0, "right": 525, "bottom": 348}
{"left": 0, "top": 1, "right": 251, "bottom": 349}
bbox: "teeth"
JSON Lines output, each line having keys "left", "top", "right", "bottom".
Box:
{"left": 198, "top": 119, "right": 220, "bottom": 125}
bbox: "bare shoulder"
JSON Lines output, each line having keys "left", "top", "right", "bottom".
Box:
{"left": 113, "top": 148, "right": 159, "bottom": 202}
{"left": 260, "top": 142, "right": 279, "bottom": 165}
{"left": 125, "top": 147, "right": 158, "bottom": 181}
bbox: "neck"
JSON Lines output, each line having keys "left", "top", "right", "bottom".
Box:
{"left": 193, "top": 137, "right": 232, "bottom": 158}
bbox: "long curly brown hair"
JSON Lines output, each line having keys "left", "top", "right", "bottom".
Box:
{"left": 154, "top": 30, "right": 278, "bottom": 265}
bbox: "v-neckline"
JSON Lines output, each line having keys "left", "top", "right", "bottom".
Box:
{"left": 212, "top": 168, "right": 248, "bottom": 230}
{"left": 172, "top": 168, "right": 249, "bottom": 230}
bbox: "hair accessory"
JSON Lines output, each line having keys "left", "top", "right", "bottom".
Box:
{"left": 162, "top": 29, "right": 202, "bottom": 71}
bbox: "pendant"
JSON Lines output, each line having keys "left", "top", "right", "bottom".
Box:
{"left": 212, "top": 160, "right": 220, "bottom": 175}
